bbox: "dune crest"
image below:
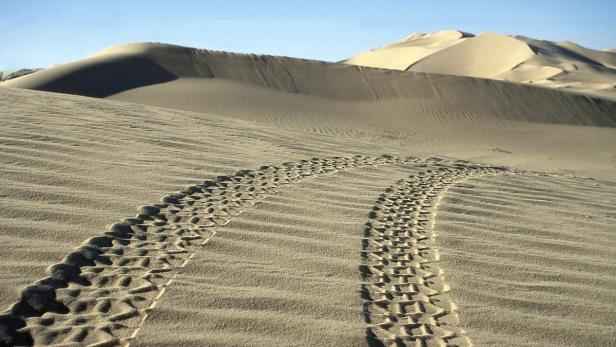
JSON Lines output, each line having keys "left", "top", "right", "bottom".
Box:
{"left": 344, "top": 29, "right": 472, "bottom": 70}
{"left": 2, "top": 42, "right": 615, "bottom": 129}
{"left": 0, "top": 68, "right": 41, "bottom": 81}
{"left": 410, "top": 32, "right": 536, "bottom": 78}
{"left": 346, "top": 30, "right": 616, "bottom": 99}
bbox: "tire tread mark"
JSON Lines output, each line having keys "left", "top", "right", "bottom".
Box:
{"left": 0, "top": 155, "right": 422, "bottom": 347}
{"left": 361, "top": 159, "right": 509, "bottom": 347}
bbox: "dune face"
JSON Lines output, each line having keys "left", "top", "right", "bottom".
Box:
{"left": 1, "top": 45, "right": 182, "bottom": 97}
{"left": 346, "top": 30, "right": 616, "bottom": 99}
{"left": 410, "top": 33, "right": 536, "bottom": 78}
{"left": 0, "top": 69, "right": 41, "bottom": 82}
{"left": 344, "top": 29, "right": 471, "bottom": 70}
{"left": 1, "top": 33, "right": 616, "bottom": 347}
{"left": 3, "top": 42, "right": 616, "bottom": 128}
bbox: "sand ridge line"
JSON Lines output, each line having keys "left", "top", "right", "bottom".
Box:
{"left": 361, "top": 159, "right": 510, "bottom": 346}
{"left": 0, "top": 154, "right": 426, "bottom": 347}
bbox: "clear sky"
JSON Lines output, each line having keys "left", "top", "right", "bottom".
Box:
{"left": 1, "top": 0, "right": 615, "bottom": 70}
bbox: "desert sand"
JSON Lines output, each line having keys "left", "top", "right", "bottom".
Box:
{"left": 0, "top": 31, "right": 615, "bottom": 347}
{"left": 346, "top": 30, "right": 616, "bottom": 100}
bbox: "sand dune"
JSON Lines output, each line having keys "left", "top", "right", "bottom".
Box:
{"left": 0, "top": 69, "right": 40, "bottom": 82}
{"left": 0, "top": 33, "right": 615, "bottom": 347}
{"left": 346, "top": 30, "right": 616, "bottom": 99}
{"left": 3, "top": 42, "right": 616, "bottom": 128}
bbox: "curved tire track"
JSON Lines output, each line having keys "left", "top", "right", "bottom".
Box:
{"left": 0, "top": 155, "right": 422, "bottom": 347}
{"left": 0, "top": 154, "right": 538, "bottom": 347}
{"left": 361, "top": 159, "right": 510, "bottom": 347}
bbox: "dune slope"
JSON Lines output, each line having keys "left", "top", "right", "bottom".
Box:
{"left": 346, "top": 30, "right": 616, "bottom": 99}
{"left": 3, "top": 42, "right": 616, "bottom": 128}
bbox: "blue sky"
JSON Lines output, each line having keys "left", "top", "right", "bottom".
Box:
{"left": 1, "top": 0, "right": 615, "bottom": 70}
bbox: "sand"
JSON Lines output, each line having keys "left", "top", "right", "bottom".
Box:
{"left": 0, "top": 33, "right": 615, "bottom": 347}
{"left": 346, "top": 30, "right": 616, "bottom": 100}
{"left": 0, "top": 69, "right": 41, "bottom": 82}
{"left": 438, "top": 174, "right": 616, "bottom": 346}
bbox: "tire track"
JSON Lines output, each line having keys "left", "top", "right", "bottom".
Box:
{"left": 361, "top": 159, "right": 510, "bottom": 347}
{"left": 0, "top": 155, "right": 422, "bottom": 347}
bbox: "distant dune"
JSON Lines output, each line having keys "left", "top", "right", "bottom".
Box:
{"left": 0, "top": 68, "right": 41, "bottom": 82}
{"left": 3, "top": 42, "right": 615, "bottom": 129}
{"left": 345, "top": 30, "right": 616, "bottom": 99}
{"left": 0, "top": 32, "right": 615, "bottom": 347}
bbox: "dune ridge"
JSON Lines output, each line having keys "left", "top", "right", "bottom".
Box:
{"left": 3, "top": 42, "right": 616, "bottom": 128}
{"left": 346, "top": 30, "right": 616, "bottom": 99}
{"left": 0, "top": 69, "right": 41, "bottom": 82}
